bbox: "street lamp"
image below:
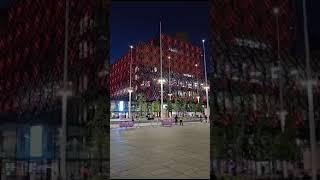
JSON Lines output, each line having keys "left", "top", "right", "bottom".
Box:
{"left": 273, "top": 6, "right": 288, "bottom": 178}
{"left": 195, "top": 63, "right": 200, "bottom": 103}
{"left": 302, "top": 1, "right": 317, "bottom": 179}
{"left": 128, "top": 45, "right": 133, "bottom": 119}
{"left": 274, "top": 6, "right": 289, "bottom": 178}
{"left": 160, "top": 21, "right": 164, "bottom": 118}
{"left": 168, "top": 56, "right": 172, "bottom": 101}
{"left": 202, "top": 39, "right": 209, "bottom": 118}
{"left": 60, "top": 0, "right": 69, "bottom": 179}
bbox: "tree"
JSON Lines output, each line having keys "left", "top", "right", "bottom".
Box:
{"left": 176, "top": 99, "right": 185, "bottom": 116}
{"left": 272, "top": 113, "right": 300, "bottom": 161}
{"left": 190, "top": 102, "right": 197, "bottom": 115}
{"left": 137, "top": 94, "right": 147, "bottom": 117}
{"left": 173, "top": 102, "right": 179, "bottom": 116}
{"left": 151, "top": 101, "right": 160, "bottom": 117}
{"left": 167, "top": 101, "right": 173, "bottom": 117}
{"left": 181, "top": 100, "right": 187, "bottom": 116}
{"left": 87, "top": 95, "right": 109, "bottom": 177}
{"left": 196, "top": 103, "right": 204, "bottom": 114}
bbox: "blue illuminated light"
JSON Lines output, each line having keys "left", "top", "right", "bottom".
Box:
{"left": 119, "top": 101, "right": 124, "bottom": 111}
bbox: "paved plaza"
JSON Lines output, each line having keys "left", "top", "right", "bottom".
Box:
{"left": 110, "top": 123, "right": 210, "bottom": 179}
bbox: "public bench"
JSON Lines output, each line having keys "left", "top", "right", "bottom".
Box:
{"left": 161, "top": 119, "right": 173, "bottom": 127}
{"left": 119, "top": 121, "right": 134, "bottom": 128}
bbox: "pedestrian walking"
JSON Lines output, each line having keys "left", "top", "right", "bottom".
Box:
{"left": 175, "top": 115, "right": 178, "bottom": 125}
{"left": 81, "top": 165, "right": 89, "bottom": 180}
{"left": 70, "top": 173, "right": 75, "bottom": 180}
{"left": 180, "top": 117, "right": 183, "bottom": 126}
{"left": 302, "top": 171, "right": 310, "bottom": 180}
{"left": 261, "top": 165, "right": 265, "bottom": 176}
{"left": 204, "top": 115, "right": 208, "bottom": 123}
{"left": 200, "top": 115, "right": 202, "bottom": 123}
{"left": 132, "top": 116, "right": 134, "bottom": 122}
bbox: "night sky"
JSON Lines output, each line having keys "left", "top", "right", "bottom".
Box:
{"left": 110, "top": 1, "right": 209, "bottom": 64}
{"left": 1, "top": 0, "right": 319, "bottom": 58}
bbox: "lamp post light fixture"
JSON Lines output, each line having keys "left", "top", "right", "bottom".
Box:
{"left": 158, "top": 78, "right": 166, "bottom": 84}
{"left": 196, "top": 95, "right": 200, "bottom": 103}
{"left": 273, "top": 7, "right": 280, "bottom": 16}
{"left": 203, "top": 85, "right": 209, "bottom": 90}
{"left": 128, "top": 45, "right": 133, "bottom": 119}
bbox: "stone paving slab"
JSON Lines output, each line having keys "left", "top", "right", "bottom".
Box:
{"left": 111, "top": 123, "right": 209, "bottom": 179}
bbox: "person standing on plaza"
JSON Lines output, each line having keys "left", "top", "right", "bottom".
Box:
{"left": 80, "top": 165, "right": 89, "bottom": 180}
{"left": 70, "top": 172, "right": 75, "bottom": 180}
{"left": 180, "top": 117, "right": 183, "bottom": 126}
{"left": 175, "top": 115, "right": 178, "bottom": 125}
{"left": 204, "top": 115, "right": 208, "bottom": 123}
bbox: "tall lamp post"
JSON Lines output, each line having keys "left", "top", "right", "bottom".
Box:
{"left": 302, "top": 1, "right": 317, "bottom": 179}
{"left": 128, "top": 45, "right": 134, "bottom": 119}
{"left": 159, "top": 21, "right": 164, "bottom": 119}
{"left": 195, "top": 64, "right": 200, "bottom": 103}
{"left": 202, "top": 39, "right": 209, "bottom": 118}
{"left": 168, "top": 56, "right": 172, "bottom": 117}
{"left": 168, "top": 56, "right": 172, "bottom": 101}
{"left": 273, "top": 7, "right": 288, "bottom": 178}
{"left": 59, "top": 0, "right": 72, "bottom": 179}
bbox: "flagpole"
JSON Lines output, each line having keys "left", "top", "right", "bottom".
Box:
{"left": 160, "top": 21, "right": 164, "bottom": 119}
{"left": 302, "top": 1, "right": 317, "bottom": 179}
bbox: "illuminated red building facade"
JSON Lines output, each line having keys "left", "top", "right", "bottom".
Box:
{"left": 209, "top": 0, "right": 320, "bottom": 177}
{"left": 0, "top": 0, "right": 109, "bottom": 179}
{"left": 0, "top": 0, "right": 108, "bottom": 115}
{"left": 210, "top": 0, "right": 300, "bottom": 124}
{"left": 110, "top": 34, "right": 207, "bottom": 104}
{"left": 211, "top": 0, "right": 296, "bottom": 50}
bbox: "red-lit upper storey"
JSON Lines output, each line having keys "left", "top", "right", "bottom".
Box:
{"left": 0, "top": 0, "right": 107, "bottom": 113}
{"left": 110, "top": 34, "right": 206, "bottom": 101}
{"left": 211, "top": 0, "right": 296, "bottom": 50}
